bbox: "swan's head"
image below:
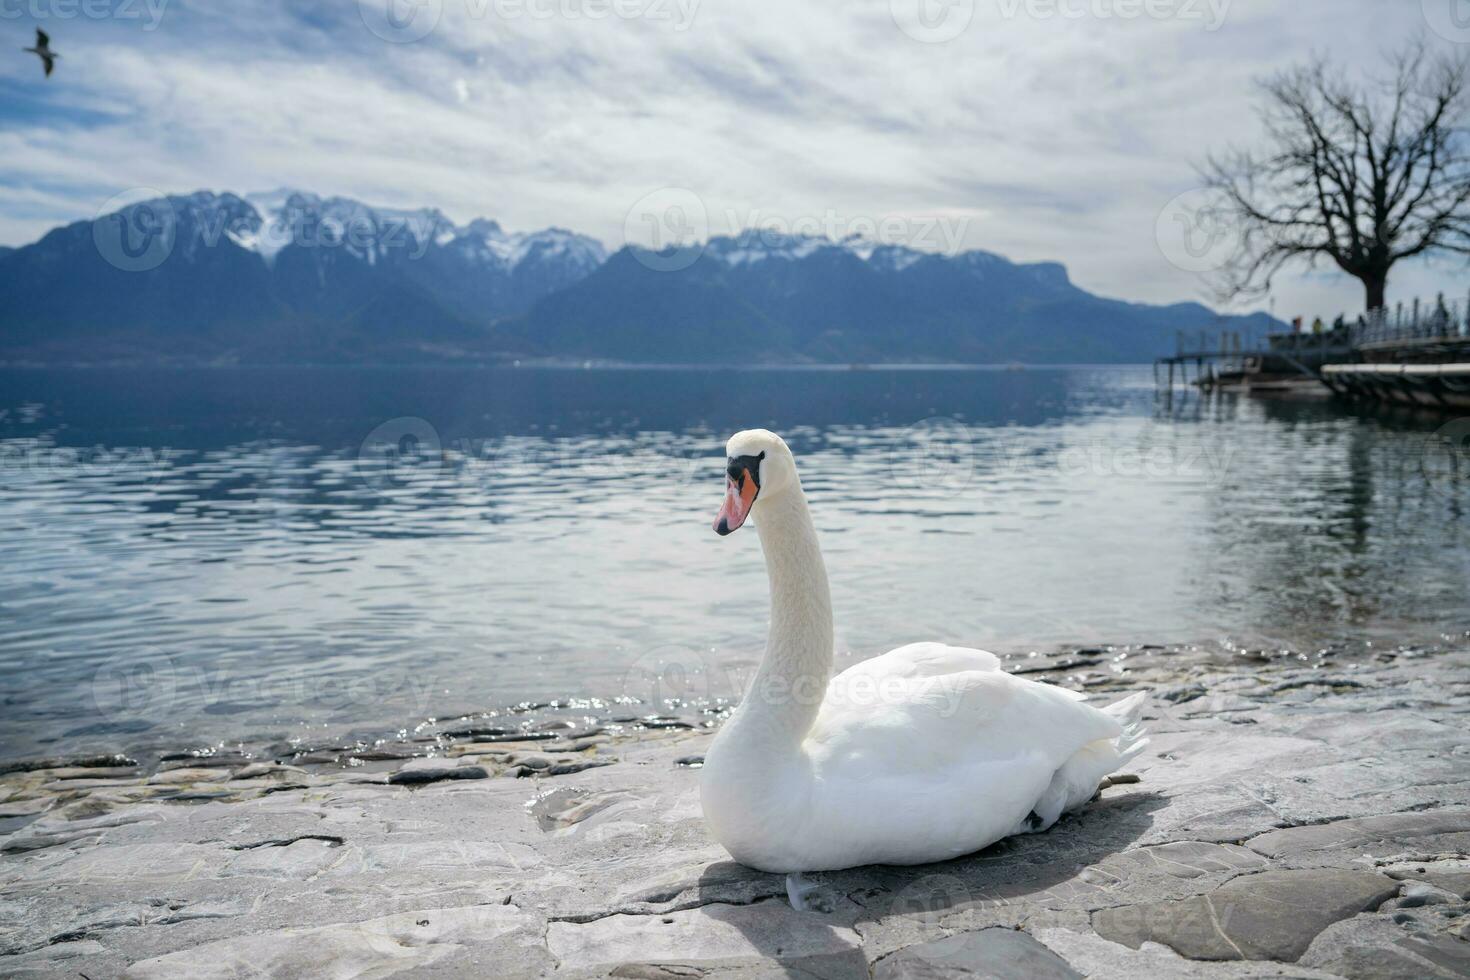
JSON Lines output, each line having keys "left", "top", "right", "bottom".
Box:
{"left": 714, "top": 429, "right": 796, "bottom": 536}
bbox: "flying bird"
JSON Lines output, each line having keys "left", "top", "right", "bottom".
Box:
{"left": 23, "top": 28, "right": 56, "bottom": 78}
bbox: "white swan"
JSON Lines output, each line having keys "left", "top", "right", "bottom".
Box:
{"left": 699, "top": 429, "right": 1148, "bottom": 879}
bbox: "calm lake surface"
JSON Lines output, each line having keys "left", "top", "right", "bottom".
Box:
{"left": 0, "top": 365, "right": 1465, "bottom": 762}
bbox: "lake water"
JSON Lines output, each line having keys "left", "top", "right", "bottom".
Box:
{"left": 0, "top": 365, "right": 1466, "bottom": 763}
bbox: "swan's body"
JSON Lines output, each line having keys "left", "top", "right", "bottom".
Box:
{"left": 700, "top": 430, "right": 1148, "bottom": 874}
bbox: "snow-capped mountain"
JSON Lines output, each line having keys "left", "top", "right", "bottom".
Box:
{"left": 0, "top": 192, "right": 1277, "bottom": 365}
{"left": 229, "top": 191, "right": 606, "bottom": 275}
{"left": 506, "top": 230, "right": 1280, "bottom": 364}
{"left": 0, "top": 191, "right": 608, "bottom": 363}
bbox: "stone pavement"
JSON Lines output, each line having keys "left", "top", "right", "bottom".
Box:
{"left": 1, "top": 645, "right": 1467, "bottom": 978}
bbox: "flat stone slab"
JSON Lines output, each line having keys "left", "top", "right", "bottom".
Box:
{"left": 547, "top": 901, "right": 864, "bottom": 973}
{"left": 1092, "top": 869, "right": 1401, "bottom": 961}
{"left": 1247, "top": 809, "right": 1470, "bottom": 859}
{"left": 872, "top": 927, "right": 1083, "bottom": 979}
{"left": 123, "top": 903, "right": 547, "bottom": 979}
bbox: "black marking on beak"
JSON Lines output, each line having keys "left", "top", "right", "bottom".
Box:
{"left": 727, "top": 451, "right": 765, "bottom": 490}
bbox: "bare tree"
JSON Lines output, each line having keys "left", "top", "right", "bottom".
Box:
{"left": 1204, "top": 41, "right": 1470, "bottom": 312}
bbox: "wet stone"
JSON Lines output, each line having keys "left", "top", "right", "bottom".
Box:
{"left": 147, "top": 767, "right": 231, "bottom": 785}
{"left": 1157, "top": 683, "right": 1208, "bottom": 704}
{"left": 386, "top": 762, "right": 489, "bottom": 786}
{"left": 0, "top": 755, "right": 136, "bottom": 776}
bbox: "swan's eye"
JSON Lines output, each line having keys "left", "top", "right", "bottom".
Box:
{"left": 725, "top": 452, "right": 765, "bottom": 488}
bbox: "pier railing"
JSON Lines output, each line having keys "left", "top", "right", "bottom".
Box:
{"left": 1158, "top": 293, "right": 1470, "bottom": 390}
{"left": 1352, "top": 297, "right": 1470, "bottom": 348}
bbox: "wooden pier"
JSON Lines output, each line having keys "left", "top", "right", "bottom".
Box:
{"left": 1155, "top": 328, "right": 1348, "bottom": 392}
{"left": 1157, "top": 295, "right": 1470, "bottom": 408}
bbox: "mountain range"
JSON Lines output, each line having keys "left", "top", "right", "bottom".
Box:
{"left": 0, "top": 190, "right": 1277, "bottom": 365}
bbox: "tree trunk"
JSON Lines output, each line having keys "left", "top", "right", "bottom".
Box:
{"left": 1361, "top": 267, "right": 1388, "bottom": 313}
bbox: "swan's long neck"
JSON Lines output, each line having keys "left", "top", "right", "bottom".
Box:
{"left": 737, "top": 481, "right": 833, "bottom": 747}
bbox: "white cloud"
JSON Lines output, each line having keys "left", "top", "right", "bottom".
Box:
{"left": 0, "top": 0, "right": 1459, "bottom": 319}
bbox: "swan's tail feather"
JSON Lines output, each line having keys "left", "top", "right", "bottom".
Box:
{"left": 1103, "top": 690, "right": 1150, "bottom": 767}
{"left": 1102, "top": 690, "right": 1147, "bottom": 727}
{"left": 1015, "top": 690, "right": 1152, "bottom": 835}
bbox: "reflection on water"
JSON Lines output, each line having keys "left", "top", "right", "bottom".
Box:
{"left": 0, "top": 366, "right": 1465, "bottom": 761}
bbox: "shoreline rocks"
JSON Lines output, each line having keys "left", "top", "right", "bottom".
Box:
{"left": 1, "top": 646, "right": 1467, "bottom": 977}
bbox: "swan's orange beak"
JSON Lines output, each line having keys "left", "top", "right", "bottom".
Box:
{"left": 714, "top": 459, "right": 761, "bottom": 536}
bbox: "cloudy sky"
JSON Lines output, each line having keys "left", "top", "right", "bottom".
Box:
{"left": 1, "top": 0, "right": 1465, "bottom": 319}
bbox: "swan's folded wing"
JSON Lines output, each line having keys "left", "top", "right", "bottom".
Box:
{"left": 828, "top": 642, "right": 1001, "bottom": 690}
{"left": 808, "top": 668, "right": 1122, "bottom": 776}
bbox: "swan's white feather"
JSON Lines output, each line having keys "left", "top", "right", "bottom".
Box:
{"left": 698, "top": 430, "right": 1149, "bottom": 875}
{"left": 747, "top": 668, "right": 1136, "bottom": 871}
{"left": 834, "top": 641, "right": 1002, "bottom": 680}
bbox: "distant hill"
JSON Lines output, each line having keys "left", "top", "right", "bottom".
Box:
{"left": 0, "top": 191, "right": 1277, "bottom": 365}
{"left": 505, "top": 232, "right": 1278, "bottom": 364}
